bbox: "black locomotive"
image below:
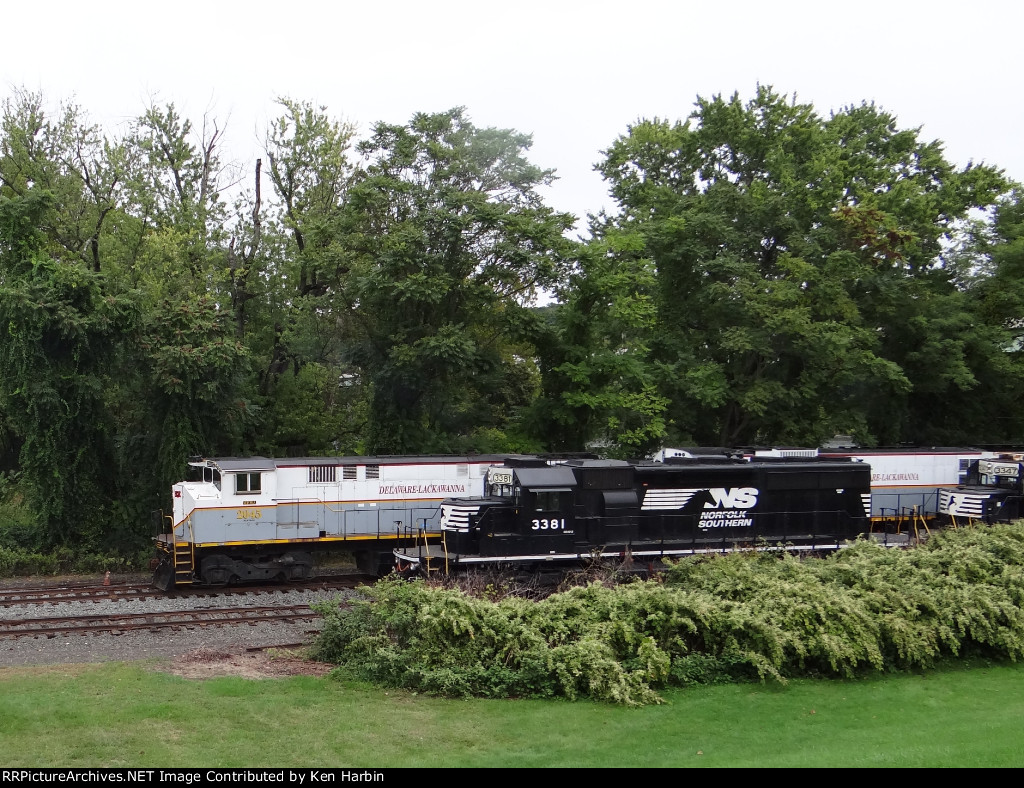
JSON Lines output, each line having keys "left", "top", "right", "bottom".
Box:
{"left": 393, "top": 454, "right": 874, "bottom": 573}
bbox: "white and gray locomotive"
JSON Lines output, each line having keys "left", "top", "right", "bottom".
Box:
{"left": 151, "top": 454, "right": 511, "bottom": 590}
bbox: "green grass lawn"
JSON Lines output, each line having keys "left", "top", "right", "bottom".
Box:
{"left": 1, "top": 658, "right": 1022, "bottom": 767}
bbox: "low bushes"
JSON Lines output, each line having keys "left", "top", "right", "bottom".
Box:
{"left": 0, "top": 546, "right": 148, "bottom": 578}
{"left": 310, "top": 522, "right": 1024, "bottom": 705}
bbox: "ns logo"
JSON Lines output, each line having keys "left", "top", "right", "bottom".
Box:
{"left": 704, "top": 487, "right": 759, "bottom": 509}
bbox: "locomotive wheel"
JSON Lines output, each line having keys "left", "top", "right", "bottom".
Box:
{"left": 284, "top": 552, "right": 313, "bottom": 581}
{"left": 199, "top": 554, "right": 234, "bottom": 586}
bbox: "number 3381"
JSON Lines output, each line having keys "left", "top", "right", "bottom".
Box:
{"left": 531, "top": 518, "right": 566, "bottom": 530}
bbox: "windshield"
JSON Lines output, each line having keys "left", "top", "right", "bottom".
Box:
{"left": 187, "top": 464, "right": 221, "bottom": 490}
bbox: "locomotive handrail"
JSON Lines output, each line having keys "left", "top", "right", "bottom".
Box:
{"left": 372, "top": 504, "right": 442, "bottom": 539}
{"left": 182, "top": 515, "right": 196, "bottom": 578}
{"left": 393, "top": 519, "right": 441, "bottom": 574}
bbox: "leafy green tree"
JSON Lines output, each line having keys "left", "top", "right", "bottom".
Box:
{"left": 137, "top": 295, "right": 251, "bottom": 488}
{"left": 585, "top": 87, "right": 1008, "bottom": 448}
{"left": 0, "top": 91, "right": 183, "bottom": 547}
{"left": 254, "top": 361, "right": 365, "bottom": 456}
{"left": 526, "top": 235, "right": 666, "bottom": 456}
{"left": 266, "top": 97, "right": 358, "bottom": 298}
{"left": 928, "top": 188, "right": 1024, "bottom": 444}
{"left": 114, "top": 102, "right": 237, "bottom": 304}
{"left": 127, "top": 104, "right": 229, "bottom": 247}
{"left": 114, "top": 102, "right": 257, "bottom": 485}
{"left": 823, "top": 104, "right": 1009, "bottom": 443}
{"left": 0, "top": 190, "right": 137, "bottom": 547}
{"left": 0, "top": 89, "right": 127, "bottom": 274}
{"left": 251, "top": 99, "right": 365, "bottom": 455}
{"left": 333, "top": 108, "right": 578, "bottom": 453}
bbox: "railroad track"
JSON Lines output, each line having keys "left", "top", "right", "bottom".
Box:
{"left": 0, "top": 605, "right": 323, "bottom": 640}
{"left": 0, "top": 575, "right": 374, "bottom": 607}
{"left": 0, "top": 583, "right": 171, "bottom": 607}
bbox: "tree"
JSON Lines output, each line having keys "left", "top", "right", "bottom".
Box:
{"left": 823, "top": 103, "right": 1009, "bottom": 443}
{"left": 105, "top": 103, "right": 259, "bottom": 505}
{"left": 929, "top": 188, "right": 1024, "bottom": 444}
{"left": 526, "top": 234, "right": 666, "bottom": 456}
{"left": 334, "top": 108, "right": 578, "bottom": 453}
{"left": 585, "top": 87, "right": 1008, "bottom": 448}
{"left": 0, "top": 89, "right": 129, "bottom": 275}
{"left": 248, "top": 99, "right": 365, "bottom": 455}
{"left": 0, "top": 93, "right": 257, "bottom": 546}
{"left": 137, "top": 295, "right": 251, "bottom": 489}
{"left": 266, "top": 97, "right": 358, "bottom": 297}
{"left": 0, "top": 190, "right": 137, "bottom": 546}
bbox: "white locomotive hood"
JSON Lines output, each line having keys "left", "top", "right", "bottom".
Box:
{"left": 172, "top": 480, "right": 222, "bottom": 523}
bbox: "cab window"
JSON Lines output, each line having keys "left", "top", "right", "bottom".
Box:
{"left": 189, "top": 466, "right": 221, "bottom": 489}
{"left": 489, "top": 483, "right": 516, "bottom": 498}
{"left": 236, "top": 473, "right": 262, "bottom": 494}
{"left": 533, "top": 490, "right": 565, "bottom": 511}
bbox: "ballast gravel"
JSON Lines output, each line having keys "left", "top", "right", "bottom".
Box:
{"left": 0, "top": 580, "right": 356, "bottom": 668}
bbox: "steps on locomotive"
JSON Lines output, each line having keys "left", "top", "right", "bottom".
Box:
{"left": 153, "top": 534, "right": 196, "bottom": 589}
{"left": 172, "top": 542, "right": 195, "bottom": 584}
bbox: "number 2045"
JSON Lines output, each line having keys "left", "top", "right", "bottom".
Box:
{"left": 531, "top": 518, "right": 566, "bottom": 530}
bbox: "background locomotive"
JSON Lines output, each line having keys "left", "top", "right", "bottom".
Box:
{"left": 393, "top": 454, "right": 874, "bottom": 574}
{"left": 661, "top": 445, "right": 1024, "bottom": 529}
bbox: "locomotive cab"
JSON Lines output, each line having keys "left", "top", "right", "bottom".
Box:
{"left": 434, "top": 463, "right": 585, "bottom": 561}
{"left": 479, "top": 464, "right": 581, "bottom": 558}
{"left": 468, "top": 459, "right": 644, "bottom": 561}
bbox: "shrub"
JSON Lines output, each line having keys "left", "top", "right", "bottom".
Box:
{"left": 0, "top": 481, "right": 44, "bottom": 551}
{"left": 0, "top": 545, "right": 149, "bottom": 578}
{"left": 311, "top": 523, "right": 1024, "bottom": 705}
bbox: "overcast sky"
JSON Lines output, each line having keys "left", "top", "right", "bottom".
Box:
{"left": 3, "top": 0, "right": 1021, "bottom": 233}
